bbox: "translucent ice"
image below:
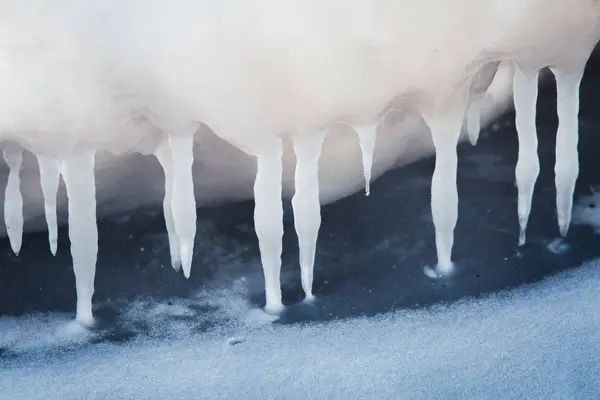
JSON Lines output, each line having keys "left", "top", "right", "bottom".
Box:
{"left": 253, "top": 138, "right": 284, "bottom": 313}
{"left": 466, "top": 62, "right": 500, "bottom": 146}
{"left": 466, "top": 96, "right": 483, "bottom": 146}
{"left": 354, "top": 123, "right": 378, "bottom": 196}
{"left": 291, "top": 130, "right": 326, "bottom": 301}
{"left": 60, "top": 150, "right": 97, "bottom": 326}
{"left": 513, "top": 63, "right": 540, "bottom": 246}
{"left": 422, "top": 105, "right": 466, "bottom": 278}
{"left": 551, "top": 67, "right": 584, "bottom": 238}
{"left": 36, "top": 155, "right": 61, "bottom": 255}
{"left": 154, "top": 143, "right": 181, "bottom": 271}
{"left": 167, "top": 134, "right": 197, "bottom": 279}
{"left": 3, "top": 145, "right": 23, "bottom": 255}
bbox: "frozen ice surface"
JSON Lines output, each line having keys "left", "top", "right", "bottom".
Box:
{"left": 2, "top": 260, "right": 600, "bottom": 399}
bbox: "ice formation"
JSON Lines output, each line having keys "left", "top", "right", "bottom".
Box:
{"left": 3, "top": 145, "right": 23, "bottom": 255}
{"left": 60, "top": 150, "right": 98, "bottom": 326}
{"left": 0, "top": 0, "right": 598, "bottom": 320}
{"left": 291, "top": 130, "right": 327, "bottom": 301}
{"left": 36, "top": 155, "right": 61, "bottom": 255}
{"left": 252, "top": 139, "right": 284, "bottom": 314}
{"left": 466, "top": 62, "right": 500, "bottom": 146}
{"left": 551, "top": 67, "right": 585, "bottom": 238}
{"left": 154, "top": 143, "right": 181, "bottom": 272}
{"left": 353, "top": 123, "right": 378, "bottom": 196}
{"left": 513, "top": 63, "right": 540, "bottom": 246}
{"left": 422, "top": 104, "right": 467, "bottom": 279}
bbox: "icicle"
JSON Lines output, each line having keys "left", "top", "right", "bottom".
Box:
{"left": 466, "top": 95, "right": 483, "bottom": 146}
{"left": 354, "top": 123, "right": 377, "bottom": 196}
{"left": 154, "top": 143, "right": 181, "bottom": 271}
{"left": 551, "top": 66, "right": 585, "bottom": 238}
{"left": 291, "top": 130, "right": 326, "bottom": 301}
{"left": 60, "top": 150, "right": 97, "bottom": 326}
{"left": 3, "top": 145, "right": 23, "bottom": 255}
{"left": 253, "top": 138, "right": 284, "bottom": 314}
{"left": 421, "top": 104, "right": 466, "bottom": 279}
{"left": 513, "top": 63, "right": 540, "bottom": 246}
{"left": 167, "top": 133, "right": 197, "bottom": 278}
{"left": 36, "top": 155, "right": 61, "bottom": 255}
{"left": 466, "top": 62, "right": 500, "bottom": 146}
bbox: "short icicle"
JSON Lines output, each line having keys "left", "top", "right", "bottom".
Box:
{"left": 36, "top": 155, "right": 61, "bottom": 255}
{"left": 253, "top": 138, "right": 284, "bottom": 314}
{"left": 551, "top": 66, "right": 585, "bottom": 238}
{"left": 3, "top": 145, "right": 24, "bottom": 255}
{"left": 167, "top": 133, "right": 197, "bottom": 278}
{"left": 60, "top": 150, "right": 97, "bottom": 326}
{"left": 466, "top": 62, "right": 500, "bottom": 146}
{"left": 291, "top": 130, "right": 327, "bottom": 301}
{"left": 354, "top": 123, "right": 377, "bottom": 196}
{"left": 466, "top": 95, "right": 483, "bottom": 146}
{"left": 154, "top": 142, "right": 181, "bottom": 271}
{"left": 513, "top": 63, "right": 540, "bottom": 246}
{"left": 421, "top": 103, "right": 467, "bottom": 279}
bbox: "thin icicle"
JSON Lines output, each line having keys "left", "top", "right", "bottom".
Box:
{"left": 154, "top": 143, "right": 181, "bottom": 271}
{"left": 291, "top": 130, "right": 326, "bottom": 301}
{"left": 167, "top": 133, "right": 197, "bottom": 278}
{"left": 513, "top": 63, "right": 540, "bottom": 246}
{"left": 36, "top": 155, "right": 61, "bottom": 255}
{"left": 421, "top": 104, "right": 466, "bottom": 279}
{"left": 466, "top": 95, "right": 483, "bottom": 146}
{"left": 3, "top": 145, "right": 23, "bottom": 255}
{"left": 253, "top": 138, "right": 284, "bottom": 314}
{"left": 551, "top": 66, "right": 585, "bottom": 238}
{"left": 354, "top": 123, "right": 377, "bottom": 196}
{"left": 60, "top": 150, "right": 97, "bottom": 326}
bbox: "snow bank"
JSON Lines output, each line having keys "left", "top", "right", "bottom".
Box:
{"left": 1, "top": 259, "right": 599, "bottom": 399}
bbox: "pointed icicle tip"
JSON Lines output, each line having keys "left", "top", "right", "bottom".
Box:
{"left": 354, "top": 123, "right": 377, "bottom": 197}
{"left": 36, "top": 154, "right": 61, "bottom": 256}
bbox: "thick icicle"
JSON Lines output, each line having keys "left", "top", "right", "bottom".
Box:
{"left": 253, "top": 138, "right": 284, "bottom": 313}
{"left": 61, "top": 150, "right": 97, "bottom": 326}
{"left": 421, "top": 104, "right": 466, "bottom": 278}
{"left": 466, "top": 95, "right": 483, "bottom": 146}
{"left": 3, "top": 146, "right": 23, "bottom": 255}
{"left": 167, "top": 134, "right": 197, "bottom": 278}
{"left": 513, "top": 64, "right": 540, "bottom": 246}
{"left": 291, "top": 130, "right": 326, "bottom": 301}
{"left": 354, "top": 123, "right": 377, "bottom": 196}
{"left": 154, "top": 143, "right": 181, "bottom": 271}
{"left": 36, "top": 155, "right": 61, "bottom": 255}
{"left": 551, "top": 67, "right": 585, "bottom": 238}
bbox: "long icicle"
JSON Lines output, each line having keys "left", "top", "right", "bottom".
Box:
{"left": 3, "top": 145, "right": 23, "bottom": 255}
{"left": 551, "top": 66, "right": 585, "bottom": 238}
{"left": 422, "top": 103, "right": 466, "bottom": 279}
{"left": 513, "top": 63, "right": 540, "bottom": 246}
{"left": 60, "top": 150, "right": 97, "bottom": 326}
{"left": 291, "top": 130, "right": 327, "bottom": 301}
{"left": 253, "top": 138, "right": 284, "bottom": 314}
{"left": 154, "top": 142, "right": 181, "bottom": 271}
{"left": 167, "top": 133, "right": 197, "bottom": 278}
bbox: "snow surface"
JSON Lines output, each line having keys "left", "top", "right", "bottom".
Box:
{"left": 1, "top": 260, "right": 599, "bottom": 399}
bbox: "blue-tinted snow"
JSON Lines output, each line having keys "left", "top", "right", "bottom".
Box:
{"left": 1, "top": 260, "right": 599, "bottom": 399}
